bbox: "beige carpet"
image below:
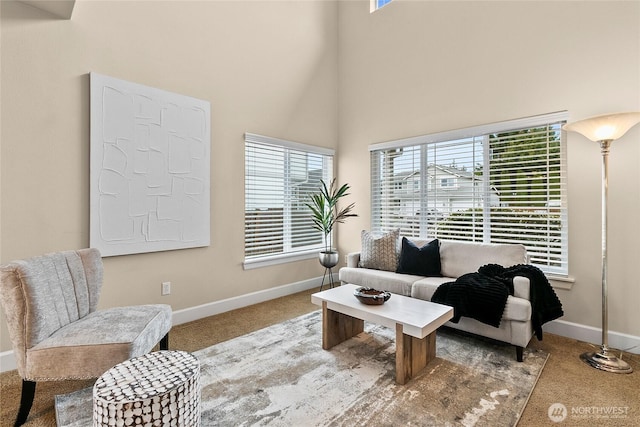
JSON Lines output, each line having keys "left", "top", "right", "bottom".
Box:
{"left": 1, "top": 287, "right": 639, "bottom": 426}
{"left": 54, "top": 310, "right": 548, "bottom": 426}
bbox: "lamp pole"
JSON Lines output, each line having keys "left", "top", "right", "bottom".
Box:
{"left": 563, "top": 111, "right": 640, "bottom": 374}
{"left": 599, "top": 139, "right": 610, "bottom": 353}
{"left": 577, "top": 138, "right": 631, "bottom": 373}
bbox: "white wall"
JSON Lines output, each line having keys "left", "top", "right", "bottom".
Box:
{"left": 0, "top": 0, "right": 338, "bottom": 354}
{"left": 1, "top": 0, "right": 639, "bottom": 359}
{"left": 337, "top": 0, "right": 640, "bottom": 344}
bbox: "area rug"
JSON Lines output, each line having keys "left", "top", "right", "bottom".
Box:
{"left": 56, "top": 310, "right": 548, "bottom": 426}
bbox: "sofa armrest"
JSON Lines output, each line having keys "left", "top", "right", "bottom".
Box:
{"left": 513, "top": 276, "right": 531, "bottom": 300}
{"left": 346, "top": 252, "right": 361, "bottom": 268}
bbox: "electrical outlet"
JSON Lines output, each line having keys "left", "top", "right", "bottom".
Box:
{"left": 161, "top": 281, "right": 171, "bottom": 296}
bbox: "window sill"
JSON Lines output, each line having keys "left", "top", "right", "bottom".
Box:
{"left": 547, "top": 274, "right": 575, "bottom": 290}
{"left": 243, "top": 250, "right": 319, "bottom": 270}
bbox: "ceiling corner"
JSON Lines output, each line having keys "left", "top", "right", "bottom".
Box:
{"left": 18, "top": 0, "right": 76, "bottom": 20}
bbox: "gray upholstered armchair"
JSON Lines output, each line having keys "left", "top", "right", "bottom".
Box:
{"left": 0, "top": 248, "right": 172, "bottom": 426}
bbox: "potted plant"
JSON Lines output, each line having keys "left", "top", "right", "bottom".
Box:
{"left": 306, "top": 178, "right": 357, "bottom": 269}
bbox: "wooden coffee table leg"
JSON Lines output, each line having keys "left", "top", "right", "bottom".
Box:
{"left": 322, "top": 301, "right": 364, "bottom": 350}
{"left": 395, "top": 323, "right": 437, "bottom": 385}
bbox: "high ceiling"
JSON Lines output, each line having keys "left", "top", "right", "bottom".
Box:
{"left": 18, "top": 0, "right": 75, "bottom": 19}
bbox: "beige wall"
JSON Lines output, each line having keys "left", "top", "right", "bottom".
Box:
{"left": 1, "top": 0, "right": 639, "bottom": 356}
{"left": 337, "top": 0, "right": 640, "bottom": 338}
{"left": 0, "top": 0, "right": 337, "bottom": 352}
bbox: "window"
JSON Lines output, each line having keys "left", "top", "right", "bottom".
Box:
{"left": 371, "top": 0, "right": 393, "bottom": 12}
{"left": 370, "top": 112, "right": 568, "bottom": 275}
{"left": 244, "top": 133, "right": 334, "bottom": 269}
{"left": 440, "top": 178, "right": 457, "bottom": 188}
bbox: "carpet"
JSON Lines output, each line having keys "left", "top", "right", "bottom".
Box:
{"left": 55, "top": 310, "right": 548, "bottom": 426}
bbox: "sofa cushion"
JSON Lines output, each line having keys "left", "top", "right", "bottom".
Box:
{"left": 397, "top": 237, "right": 442, "bottom": 277}
{"left": 339, "top": 266, "right": 419, "bottom": 296}
{"left": 411, "top": 277, "right": 532, "bottom": 322}
{"left": 359, "top": 229, "right": 400, "bottom": 272}
{"left": 439, "top": 240, "right": 527, "bottom": 278}
{"left": 410, "top": 276, "right": 455, "bottom": 301}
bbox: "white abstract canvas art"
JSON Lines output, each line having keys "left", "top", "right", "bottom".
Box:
{"left": 90, "top": 73, "right": 210, "bottom": 257}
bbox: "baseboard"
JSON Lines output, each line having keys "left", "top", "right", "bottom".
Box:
{"left": 171, "top": 276, "right": 322, "bottom": 325}
{"left": 543, "top": 319, "right": 640, "bottom": 355}
{"left": 0, "top": 350, "right": 17, "bottom": 373}
{"left": 0, "top": 276, "right": 323, "bottom": 374}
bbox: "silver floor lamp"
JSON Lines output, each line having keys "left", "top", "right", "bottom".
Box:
{"left": 563, "top": 112, "right": 640, "bottom": 374}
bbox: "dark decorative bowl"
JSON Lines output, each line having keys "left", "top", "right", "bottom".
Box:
{"left": 354, "top": 287, "right": 391, "bottom": 305}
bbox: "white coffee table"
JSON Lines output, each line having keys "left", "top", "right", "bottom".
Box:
{"left": 311, "top": 283, "right": 453, "bottom": 384}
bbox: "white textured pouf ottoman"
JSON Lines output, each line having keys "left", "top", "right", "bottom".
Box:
{"left": 93, "top": 350, "right": 200, "bottom": 427}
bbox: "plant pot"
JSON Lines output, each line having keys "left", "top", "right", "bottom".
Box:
{"left": 318, "top": 251, "right": 339, "bottom": 269}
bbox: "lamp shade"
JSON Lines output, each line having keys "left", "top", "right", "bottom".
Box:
{"left": 563, "top": 112, "right": 640, "bottom": 142}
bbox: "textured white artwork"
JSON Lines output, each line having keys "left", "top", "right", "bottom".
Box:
{"left": 90, "top": 73, "right": 210, "bottom": 256}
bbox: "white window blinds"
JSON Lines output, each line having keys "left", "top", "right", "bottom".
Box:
{"left": 244, "top": 133, "right": 334, "bottom": 267}
{"left": 370, "top": 112, "right": 568, "bottom": 275}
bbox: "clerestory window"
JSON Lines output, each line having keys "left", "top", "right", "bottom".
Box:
{"left": 369, "top": 112, "right": 568, "bottom": 276}
{"left": 244, "top": 133, "right": 334, "bottom": 269}
{"left": 371, "top": 0, "right": 393, "bottom": 12}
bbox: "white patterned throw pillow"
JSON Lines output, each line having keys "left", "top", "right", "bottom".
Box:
{"left": 359, "top": 229, "right": 400, "bottom": 272}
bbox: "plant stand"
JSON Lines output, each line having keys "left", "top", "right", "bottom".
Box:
{"left": 319, "top": 267, "right": 336, "bottom": 291}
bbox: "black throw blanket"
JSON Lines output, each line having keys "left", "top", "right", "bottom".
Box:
{"left": 431, "top": 272, "right": 510, "bottom": 328}
{"left": 432, "top": 264, "right": 563, "bottom": 340}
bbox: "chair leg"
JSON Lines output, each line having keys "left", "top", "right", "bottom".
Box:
{"left": 160, "top": 333, "right": 169, "bottom": 350}
{"left": 516, "top": 346, "right": 524, "bottom": 362}
{"left": 14, "top": 380, "right": 36, "bottom": 427}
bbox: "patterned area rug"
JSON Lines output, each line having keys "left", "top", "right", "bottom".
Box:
{"left": 56, "top": 310, "right": 548, "bottom": 426}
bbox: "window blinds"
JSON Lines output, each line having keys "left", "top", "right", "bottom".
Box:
{"left": 244, "top": 133, "right": 334, "bottom": 265}
{"left": 370, "top": 112, "right": 568, "bottom": 275}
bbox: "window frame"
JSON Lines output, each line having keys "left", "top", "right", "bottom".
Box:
{"left": 369, "top": 111, "right": 569, "bottom": 276}
{"left": 243, "top": 133, "right": 334, "bottom": 270}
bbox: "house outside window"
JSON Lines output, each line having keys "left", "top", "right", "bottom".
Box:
{"left": 370, "top": 112, "right": 568, "bottom": 276}
{"left": 244, "top": 133, "right": 334, "bottom": 269}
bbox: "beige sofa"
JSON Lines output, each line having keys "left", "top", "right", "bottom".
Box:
{"left": 339, "top": 238, "right": 535, "bottom": 361}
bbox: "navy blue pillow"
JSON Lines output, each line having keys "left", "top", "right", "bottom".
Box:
{"left": 396, "top": 237, "right": 442, "bottom": 277}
